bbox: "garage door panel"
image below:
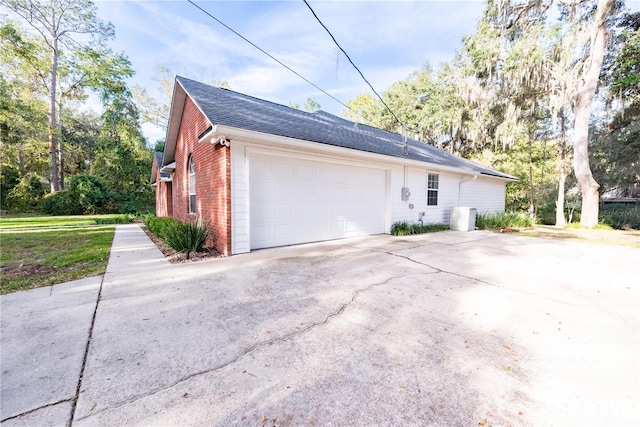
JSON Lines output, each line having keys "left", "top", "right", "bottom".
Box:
{"left": 250, "top": 154, "right": 386, "bottom": 249}
{"left": 315, "top": 166, "right": 333, "bottom": 182}
{"left": 251, "top": 159, "right": 272, "bottom": 177}
{"left": 274, "top": 163, "right": 294, "bottom": 179}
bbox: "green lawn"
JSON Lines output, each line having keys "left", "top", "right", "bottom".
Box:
{"left": 0, "top": 215, "right": 124, "bottom": 294}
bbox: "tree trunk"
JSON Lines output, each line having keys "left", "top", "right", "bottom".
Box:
{"left": 555, "top": 111, "right": 567, "bottom": 227}
{"left": 49, "top": 30, "right": 59, "bottom": 192}
{"left": 572, "top": 0, "right": 614, "bottom": 228}
{"left": 58, "top": 99, "right": 64, "bottom": 190}
{"left": 556, "top": 170, "right": 567, "bottom": 226}
{"left": 528, "top": 137, "right": 535, "bottom": 215}
{"left": 17, "top": 144, "right": 25, "bottom": 177}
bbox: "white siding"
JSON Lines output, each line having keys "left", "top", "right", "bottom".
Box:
{"left": 231, "top": 142, "right": 249, "bottom": 254}
{"left": 390, "top": 167, "right": 462, "bottom": 225}
{"left": 459, "top": 177, "right": 506, "bottom": 214}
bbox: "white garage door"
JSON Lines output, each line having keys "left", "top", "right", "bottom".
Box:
{"left": 249, "top": 154, "right": 386, "bottom": 249}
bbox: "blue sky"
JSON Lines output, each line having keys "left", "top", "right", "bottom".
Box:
{"left": 95, "top": 0, "right": 491, "bottom": 142}
{"left": 95, "top": 0, "right": 640, "bottom": 143}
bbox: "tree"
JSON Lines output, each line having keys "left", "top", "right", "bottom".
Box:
{"left": 3, "top": 0, "right": 119, "bottom": 192}
{"left": 341, "top": 93, "right": 383, "bottom": 127}
{"left": 303, "top": 97, "right": 321, "bottom": 112}
{"left": 132, "top": 65, "right": 230, "bottom": 131}
{"left": 131, "top": 65, "right": 174, "bottom": 130}
{"left": 592, "top": 12, "right": 640, "bottom": 197}
{"left": 60, "top": 109, "right": 100, "bottom": 177}
{"left": 571, "top": 0, "right": 616, "bottom": 227}
{"left": 343, "top": 63, "right": 470, "bottom": 155}
{"left": 92, "top": 88, "right": 153, "bottom": 212}
{"left": 458, "top": 0, "right": 619, "bottom": 226}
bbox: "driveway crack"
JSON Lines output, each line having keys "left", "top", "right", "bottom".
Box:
{"left": 75, "top": 273, "right": 415, "bottom": 420}
{"left": 353, "top": 245, "right": 581, "bottom": 307}
{"left": 0, "top": 398, "right": 75, "bottom": 423}
{"left": 68, "top": 273, "right": 105, "bottom": 426}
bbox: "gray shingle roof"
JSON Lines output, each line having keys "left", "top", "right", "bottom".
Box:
{"left": 152, "top": 151, "right": 171, "bottom": 182}
{"left": 177, "top": 76, "right": 515, "bottom": 180}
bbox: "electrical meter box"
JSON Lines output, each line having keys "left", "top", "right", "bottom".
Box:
{"left": 401, "top": 187, "right": 411, "bottom": 201}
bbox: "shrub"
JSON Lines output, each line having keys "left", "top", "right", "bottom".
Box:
{"left": 390, "top": 221, "right": 449, "bottom": 236}
{"left": 111, "top": 189, "right": 155, "bottom": 214}
{"left": 162, "top": 219, "right": 210, "bottom": 259}
{"left": 67, "top": 174, "right": 112, "bottom": 215}
{"left": 94, "top": 214, "right": 137, "bottom": 224}
{"left": 0, "top": 165, "right": 19, "bottom": 210}
{"left": 475, "top": 211, "right": 534, "bottom": 230}
{"left": 40, "top": 174, "right": 114, "bottom": 215}
{"left": 599, "top": 203, "right": 640, "bottom": 230}
{"left": 6, "top": 174, "right": 46, "bottom": 212}
{"left": 40, "top": 190, "right": 81, "bottom": 215}
{"left": 142, "top": 216, "right": 178, "bottom": 239}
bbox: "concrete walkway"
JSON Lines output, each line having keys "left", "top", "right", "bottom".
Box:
{"left": 1, "top": 224, "right": 639, "bottom": 426}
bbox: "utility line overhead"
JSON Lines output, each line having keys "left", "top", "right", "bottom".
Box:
{"left": 186, "top": 0, "right": 353, "bottom": 113}
{"left": 302, "top": 0, "right": 405, "bottom": 129}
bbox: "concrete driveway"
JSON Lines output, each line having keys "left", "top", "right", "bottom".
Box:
{"left": 1, "top": 224, "right": 638, "bottom": 426}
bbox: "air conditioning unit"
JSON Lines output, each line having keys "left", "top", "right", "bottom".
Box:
{"left": 450, "top": 207, "right": 477, "bottom": 231}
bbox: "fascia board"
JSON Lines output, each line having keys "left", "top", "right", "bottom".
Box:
{"left": 162, "top": 81, "right": 187, "bottom": 166}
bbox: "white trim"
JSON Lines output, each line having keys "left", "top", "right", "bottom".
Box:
{"left": 426, "top": 172, "right": 439, "bottom": 207}
{"left": 245, "top": 145, "right": 391, "bottom": 171}
{"left": 160, "top": 162, "right": 176, "bottom": 172}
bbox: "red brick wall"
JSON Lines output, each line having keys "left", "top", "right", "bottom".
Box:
{"left": 170, "top": 97, "right": 231, "bottom": 255}
{"left": 155, "top": 177, "right": 172, "bottom": 218}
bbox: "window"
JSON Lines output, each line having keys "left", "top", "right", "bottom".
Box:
{"left": 188, "top": 155, "right": 196, "bottom": 213}
{"left": 427, "top": 173, "right": 439, "bottom": 206}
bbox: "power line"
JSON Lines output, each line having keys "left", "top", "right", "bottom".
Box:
{"left": 186, "top": 0, "right": 353, "bottom": 113}
{"left": 302, "top": 0, "right": 405, "bottom": 129}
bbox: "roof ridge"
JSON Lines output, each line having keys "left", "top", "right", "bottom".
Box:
{"left": 176, "top": 75, "right": 327, "bottom": 119}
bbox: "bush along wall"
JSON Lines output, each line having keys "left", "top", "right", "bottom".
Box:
{"left": 143, "top": 216, "right": 211, "bottom": 259}
{"left": 390, "top": 221, "right": 449, "bottom": 236}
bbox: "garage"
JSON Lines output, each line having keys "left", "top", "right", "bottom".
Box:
{"left": 156, "top": 77, "right": 515, "bottom": 256}
{"left": 249, "top": 153, "right": 387, "bottom": 249}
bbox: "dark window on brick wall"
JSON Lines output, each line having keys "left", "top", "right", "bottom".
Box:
{"left": 188, "top": 154, "right": 196, "bottom": 213}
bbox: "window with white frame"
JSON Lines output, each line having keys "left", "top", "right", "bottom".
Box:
{"left": 188, "top": 155, "right": 196, "bottom": 213}
{"left": 427, "top": 173, "right": 439, "bottom": 206}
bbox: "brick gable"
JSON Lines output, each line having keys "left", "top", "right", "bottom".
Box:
{"left": 162, "top": 96, "right": 231, "bottom": 255}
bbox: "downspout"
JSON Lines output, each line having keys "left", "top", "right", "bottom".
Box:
{"left": 458, "top": 174, "right": 477, "bottom": 206}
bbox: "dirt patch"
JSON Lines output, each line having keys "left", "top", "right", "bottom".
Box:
{"left": 1, "top": 263, "right": 55, "bottom": 279}
{"left": 520, "top": 225, "right": 640, "bottom": 247}
{"left": 141, "top": 226, "right": 223, "bottom": 263}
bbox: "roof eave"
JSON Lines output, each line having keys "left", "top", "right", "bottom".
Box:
{"left": 162, "top": 79, "right": 187, "bottom": 166}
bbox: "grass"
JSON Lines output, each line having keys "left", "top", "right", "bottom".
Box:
{"left": 0, "top": 214, "right": 134, "bottom": 294}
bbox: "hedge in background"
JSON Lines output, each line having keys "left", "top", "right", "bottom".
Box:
{"left": 475, "top": 212, "right": 534, "bottom": 230}
{"left": 41, "top": 174, "right": 112, "bottom": 215}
